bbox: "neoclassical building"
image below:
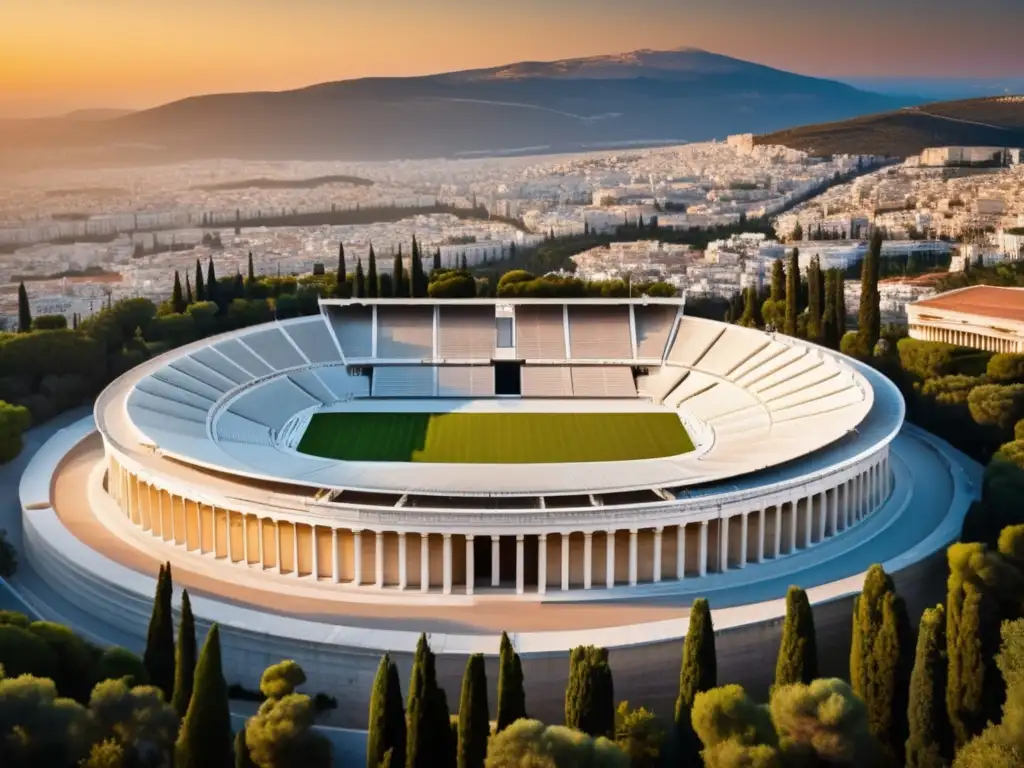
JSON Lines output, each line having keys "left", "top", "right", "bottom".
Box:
{"left": 908, "top": 285, "right": 1024, "bottom": 353}
{"left": 21, "top": 297, "right": 987, "bottom": 728}
{"left": 94, "top": 299, "right": 894, "bottom": 598}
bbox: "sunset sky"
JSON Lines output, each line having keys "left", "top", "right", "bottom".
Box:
{"left": 2, "top": 0, "right": 1023, "bottom": 118}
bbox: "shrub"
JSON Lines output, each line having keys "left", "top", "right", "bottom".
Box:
{"left": 987, "top": 353, "right": 1024, "bottom": 383}
{"left": 968, "top": 384, "right": 1024, "bottom": 432}
{"left": 484, "top": 719, "right": 628, "bottom": 768}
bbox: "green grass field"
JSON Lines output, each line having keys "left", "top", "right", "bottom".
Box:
{"left": 296, "top": 411, "right": 694, "bottom": 463}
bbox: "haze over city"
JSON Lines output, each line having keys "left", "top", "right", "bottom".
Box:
{"left": 3, "top": 0, "right": 1024, "bottom": 117}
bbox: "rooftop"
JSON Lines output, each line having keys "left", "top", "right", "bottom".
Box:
{"left": 913, "top": 285, "right": 1024, "bottom": 323}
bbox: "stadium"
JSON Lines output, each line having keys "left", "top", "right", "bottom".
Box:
{"left": 18, "top": 297, "right": 977, "bottom": 725}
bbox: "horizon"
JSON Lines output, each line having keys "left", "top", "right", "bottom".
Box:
{"left": 3, "top": 0, "right": 1023, "bottom": 119}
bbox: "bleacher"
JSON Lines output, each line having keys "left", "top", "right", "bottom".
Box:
{"left": 437, "top": 307, "right": 495, "bottom": 360}
{"left": 228, "top": 377, "right": 320, "bottom": 431}
{"left": 316, "top": 366, "right": 371, "bottom": 400}
{"left": 515, "top": 307, "right": 566, "bottom": 359}
{"left": 437, "top": 366, "right": 496, "bottom": 396}
{"left": 696, "top": 326, "right": 770, "bottom": 378}
{"left": 325, "top": 305, "right": 373, "bottom": 359}
{"left": 167, "top": 357, "right": 236, "bottom": 394}
{"left": 376, "top": 306, "right": 435, "bottom": 360}
{"left": 569, "top": 366, "right": 637, "bottom": 398}
{"left": 190, "top": 348, "right": 254, "bottom": 386}
{"left": 567, "top": 306, "right": 632, "bottom": 360}
{"left": 634, "top": 305, "right": 677, "bottom": 360}
{"left": 666, "top": 322, "right": 725, "bottom": 367}
{"left": 243, "top": 327, "right": 306, "bottom": 370}
{"left": 283, "top": 318, "right": 343, "bottom": 364}
{"left": 521, "top": 365, "right": 572, "bottom": 397}
{"left": 214, "top": 411, "right": 274, "bottom": 446}
{"left": 372, "top": 366, "right": 436, "bottom": 397}
{"left": 287, "top": 369, "right": 336, "bottom": 405}
{"left": 213, "top": 339, "right": 275, "bottom": 377}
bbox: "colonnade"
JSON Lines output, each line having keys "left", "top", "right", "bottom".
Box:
{"left": 106, "top": 451, "right": 892, "bottom": 597}
{"left": 911, "top": 324, "right": 1021, "bottom": 353}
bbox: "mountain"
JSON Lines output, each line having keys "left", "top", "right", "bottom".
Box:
{"left": 755, "top": 96, "right": 1024, "bottom": 157}
{"left": 0, "top": 48, "right": 908, "bottom": 170}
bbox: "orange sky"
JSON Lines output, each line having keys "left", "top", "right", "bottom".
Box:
{"left": 2, "top": 0, "right": 1022, "bottom": 117}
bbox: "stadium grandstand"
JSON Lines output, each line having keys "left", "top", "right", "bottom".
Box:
{"left": 16, "top": 295, "right": 977, "bottom": 728}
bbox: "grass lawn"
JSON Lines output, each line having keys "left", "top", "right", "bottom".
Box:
{"left": 297, "top": 411, "right": 694, "bottom": 463}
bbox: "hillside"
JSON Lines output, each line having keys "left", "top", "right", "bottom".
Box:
{"left": 755, "top": 96, "right": 1024, "bottom": 157}
{"left": 0, "top": 47, "right": 905, "bottom": 170}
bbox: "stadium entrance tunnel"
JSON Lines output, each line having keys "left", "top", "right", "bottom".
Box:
{"left": 493, "top": 361, "right": 522, "bottom": 396}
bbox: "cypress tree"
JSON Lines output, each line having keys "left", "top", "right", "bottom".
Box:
{"left": 171, "top": 273, "right": 186, "bottom": 314}
{"left": 232, "top": 271, "right": 244, "bottom": 300}
{"left": 835, "top": 270, "right": 847, "bottom": 338}
{"left": 172, "top": 590, "right": 197, "bottom": 719}
{"left": 496, "top": 631, "right": 526, "bottom": 732}
{"left": 406, "top": 633, "right": 450, "bottom": 768}
{"left": 17, "top": 282, "right": 32, "bottom": 332}
{"left": 565, "top": 646, "right": 614, "bottom": 739}
{"left": 247, "top": 251, "right": 255, "bottom": 286}
{"left": 460, "top": 253, "right": 468, "bottom": 271}
{"left": 144, "top": 562, "right": 176, "bottom": 701}
{"left": 851, "top": 564, "right": 894, "bottom": 698}
{"left": 338, "top": 243, "right": 347, "bottom": 283}
{"left": 393, "top": 246, "right": 406, "bottom": 299}
{"left": 675, "top": 598, "right": 716, "bottom": 765}
{"left": 851, "top": 564, "right": 913, "bottom": 758}
{"left": 822, "top": 270, "right": 839, "bottom": 349}
{"left": 906, "top": 605, "right": 950, "bottom": 768}
{"left": 870, "top": 591, "right": 913, "bottom": 761}
{"left": 185, "top": 274, "right": 194, "bottom": 306}
{"left": 433, "top": 248, "right": 442, "bottom": 272}
{"left": 770, "top": 258, "right": 785, "bottom": 302}
{"left": 195, "top": 259, "right": 205, "bottom": 302}
{"left": 234, "top": 729, "right": 256, "bottom": 768}
{"left": 784, "top": 248, "right": 799, "bottom": 336}
{"left": 206, "top": 258, "right": 219, "bottom": 307}
{"left": 806, "top": 256, "right": 822, "bottom": 341}
{"left": 410, "top": 236, "right": 422, "bottom": 297}
{"left": 367, "top": 245, "right": 379, "bottom": 299}
{"left": 368, "top": 653, "right": 406, "bottom": 768}
{"left": 355, "top": 258, "right": 366, "bottom": 298}
{"left": 945, "top": 543, "right": 1006, "bottom": 752}
{"left": 456, "top": 654, "right": 489, "bottom": 768}
{"left": 774, "top": 586, "right": 818, "bottom": 690}
{"left": 175, "top": 624, "right": 233, "bottom": 768}
{"left": 738, "top": 285, "right": 762, "bottom": 328}
{"left": 857, "top": 229, "right": 882, "bottom": 354}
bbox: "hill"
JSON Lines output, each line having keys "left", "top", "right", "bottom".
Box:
{"left": 0, "top": 47, "right": 905, "bottom": 170}
{"left": 755, "top": 96, "right": 1024, "bottom": 157}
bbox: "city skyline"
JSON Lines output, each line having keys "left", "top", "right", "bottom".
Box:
{"left": 2, "top": 0, "right": 1023, "bottom": 118}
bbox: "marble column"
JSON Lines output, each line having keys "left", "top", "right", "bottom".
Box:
{"left": 677, "top": 524, "right": 687, "bottom": 579}
{"left": 442, "top": 533, "right": 452, "bottom": 595}
{"left": 606, "top": 531, "right": 616, "bottom": 589}
{"left": 398, "top": 532, "right": 407, "bottom": 590}
{"left": 628, "top": 530, "right": 638, "bottom": 586}
{"left": 420, "top": 534, "right": 430, "bottom": 593}
{"left": 375, "top": 531, "right": 384, "bottom": 588}
{"left": 584, "top": 532, "right": 593, "bottom": 590}
{"left": 515, "top": 535, "right": 525, "bottom": 595}
{"left": 353, "top": 530, "right": 362, "bottom": 587}
{"left": 719, "top": 518, "right": 729, "bottom": 573}
{"left": 653, "top": 527, "right": 663, "bottom": 582}
{"left": 698, "top": 521, "right": 708, "bottom": 577}
{"left": 537, "top": 534, "right": 547, "bottom": 596}
{"left": 561, "top": 533, "right": 570, "bottom": 591}
{"left": 332, "top": 528, "right": 340, "bottom": 583}
{"left": 465, "top": 535, "right": 474, "bottom": 596}
{"left": 491, "top": 535, "right": 500, "bottom": 588}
